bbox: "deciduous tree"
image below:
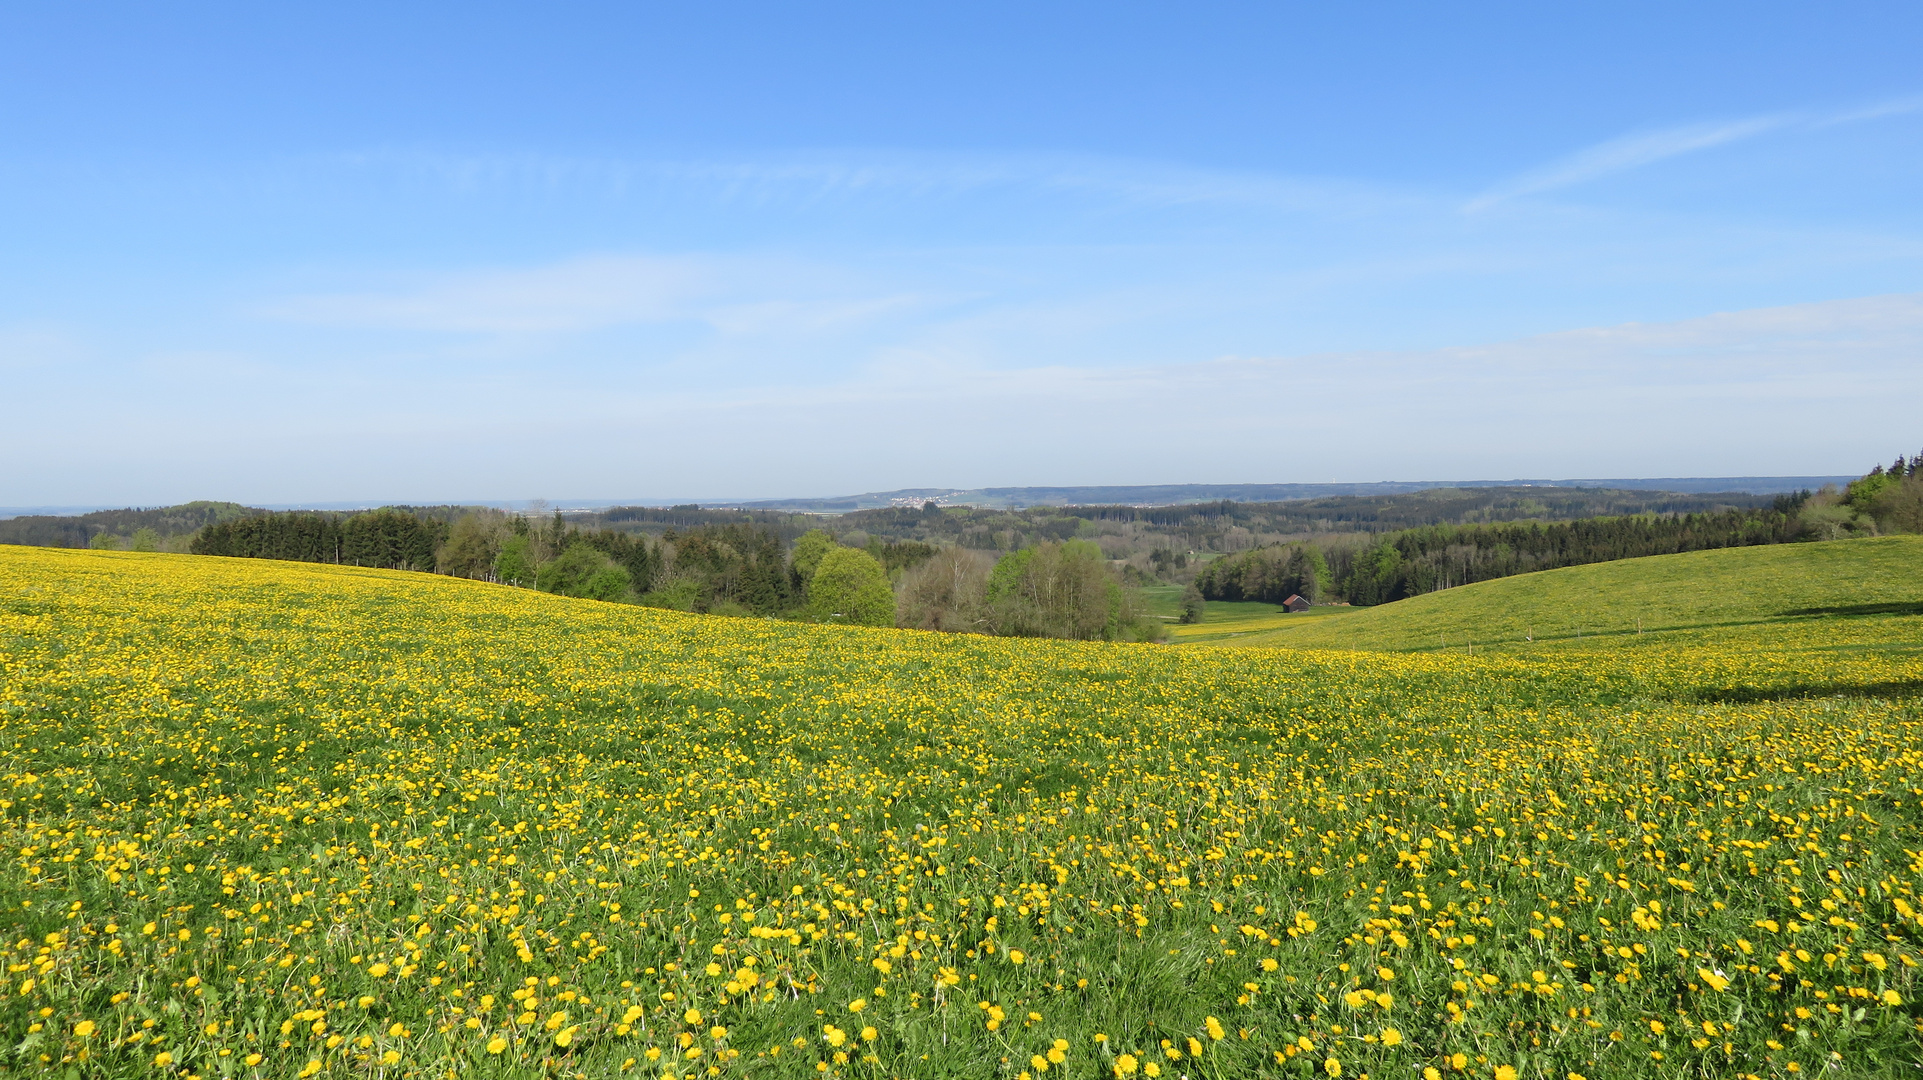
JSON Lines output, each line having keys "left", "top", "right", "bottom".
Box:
{"left": 807, "top": 547, "right": 894, "bottom": 626}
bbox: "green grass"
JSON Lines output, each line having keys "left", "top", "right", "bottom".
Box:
{"left": 1168, "top": 605, "right": 1357, "bottom": 643}
{"left": 1134, "top": 585, "right": 1318, "bottom": 641}
{"left": 1211, "top": 535, "right": 1923, "bottom": 655}
{"left": 1133, "top": 583, "right": 1186, "bottom": 618}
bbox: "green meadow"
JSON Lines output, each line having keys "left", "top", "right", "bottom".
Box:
{"left": 1202, "top": 536, "right": 1923, "bottom": 658}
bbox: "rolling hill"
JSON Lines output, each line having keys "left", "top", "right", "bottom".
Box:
{"left": 1203, "top": 535, "right": 1923, "bottom": 655}
{"left": 1, "top": 545, "right": 1918, "bottom": 1076}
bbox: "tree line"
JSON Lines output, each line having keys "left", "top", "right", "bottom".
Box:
{"left": 8, "top": 486, "right": 1790, "bottom": 592}
{"left": 0, "top": 501, "right": 255, "bottom": 552}
{"left": 1818, "top": 450, "right": 1923, "bottom": 537}
{"left": 740, "top": 487, "right": 1790, "bottom": 589}
{"left": 29, "top": 452, "right": 1913, "bottom": 624}
{"left": 1196, "top": 493, "right": 1844, "bottom": 606}
{"left": 894, "top": 541, "right": 1163, "bottom": 640}
{"left": 182, "top": 507, "right": 1162, "bottom": 642}
{"left": 819, "top": 485, "right": 1782, "bottom": 549}
{"left": 192, "top": 509, "right": 446, "bottom": 570}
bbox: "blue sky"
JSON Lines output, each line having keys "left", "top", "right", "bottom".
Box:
{"left": 4, "top": 1, "right": 1921, "bottom": 505}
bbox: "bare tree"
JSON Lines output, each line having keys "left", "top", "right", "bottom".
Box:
{"left": 895, "top": 547, "right": 994, "bottom": 632}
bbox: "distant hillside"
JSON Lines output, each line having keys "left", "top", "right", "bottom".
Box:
{"left": 0, "top": 501, "right": 495, "bottom": 551}
{"left": 569, "top": 486, "right": 1784, "bottom": 544}
{"left": 0, "top": 501, "right": 260, "bottom": 548}
{"left": 1207, "top": 535, "right": 1923, "bottom": 654}
{"left": 773, "top": 486, "right": 1782, "bottom": 558}
{"left": 725, "top": 476, "right": 1851, "bottom": 511}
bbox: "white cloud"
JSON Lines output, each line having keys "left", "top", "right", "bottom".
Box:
{"left": 257, "top": 253, "right": 953, "bottom": 340}
{"left": 1817, "top": 94, "right": 1923, "bottom": 127}
{"left": 326, "top": 146, "right": 1422, "bottom": 218}
{"left": 261, "top": 255, "right": 715, "bottom": 333}
{"left": 1467, "top": 93, "right": 1923, "bottom": 211}
{"left": 1467, "top": 116, "right": 1792, "bottom": 211}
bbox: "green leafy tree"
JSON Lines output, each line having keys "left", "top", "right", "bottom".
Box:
{"left": 540, "top": 543, "right": 632, "bottom": 602}
{"left": 983, "top": 547, "right": 1035, "bottom": 621}
{"left": 986, "top": 540, "right": 1139, "bottom": 640}
{"left": 1844, "top": 468, "right": 1902, "bottom": 513}
{"left": 579, "top": 530, "right": 658, "bottom": 594}
{"left": 129, "top": 527, "right": 162, "bottom": 553}
{"left": 665, "top": 524, "right": 794, "bottom": 614}
{"left": 494, "top": 534, "right": 536, "bottom": 587}
{"left": 438, "top": 513, "right": 503, "bottom": 580}
{"left": 1866, "top": 473, "right": 1923, "bottom": 534}
{"left": 581, "top": 565, "right": 631, "bottom": 601}
{"left": 807, "top": 547, "right": 894, "bottom": 626}
{"left": 1179, "top": 582, "right": 1206, "bottom": 624}
{"left": 1344, "top": 542, "right": 1405, "bottom": 606}
{"left": 638, "top": 577, "right": 702, "bottom": 612}
{"left": 1193, "top": 542, "right": 1326, "bottom": 604}
{"left": 789, "top": 529, "right": 836, "bottom": 587}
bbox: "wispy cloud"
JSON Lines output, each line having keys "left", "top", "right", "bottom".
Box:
{"left": 1467, "top": 116, "right": 1792, "bottom": 211}
{"left": 323, "top": 147, "right": 1423, "bottom": 218}
{"left": 261, "top": 257, "right": 697, "bottom": 333}
{"left": 1818, "top": 93, "right": 1923, "bottom": 127}
{"left": 259, "top": 254, "right": 937, "bottom": 336}
{"left": 1467, "top": 94, "right": 1923, "bottom": 211}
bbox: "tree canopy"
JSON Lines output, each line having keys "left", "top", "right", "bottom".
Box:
{"left": 806, "top": 547, "right": 894, "bottom": 626}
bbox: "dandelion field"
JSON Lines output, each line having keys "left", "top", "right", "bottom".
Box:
{"left": 1, "top": 546, "right": 1920, "bottom": 1079}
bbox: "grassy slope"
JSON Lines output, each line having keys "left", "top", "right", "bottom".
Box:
{"left": 4, "top": 548, "right": 1923, "bottom": 1077}
{"left": 1168, "top": 605, "right": 1356, "bottom": 644}
{"left": 1136, "top": 584, "right": 1305, "bottom": 639}
{"left": 1210, "top": 536, "right": 1923, "bottom": 654}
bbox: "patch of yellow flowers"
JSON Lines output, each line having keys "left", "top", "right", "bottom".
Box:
{"left": 0, "top": 547, "right": 1918, "bottom": 1078}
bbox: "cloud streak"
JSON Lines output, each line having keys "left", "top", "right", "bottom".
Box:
{"left": 259, "top": 254, "right": 941, "bottom": 337}
{"left": 262, "top": 256, "right": 712, "bottom": 333}
{"left": 1467, "top": 94, "right": 1923, "bottom": 211}
{"left": 1467, "top": 116, "right": 1792, "bottom": 211}
{"left": 324, "top": 147, "right": 1426, "bottom": 219}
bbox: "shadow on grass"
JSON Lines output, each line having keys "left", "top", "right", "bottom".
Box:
{"left": 1778, "top": 602, "right": 1923, "bottom": 618}
{"left": 1684, "top": 680, "right": 1923, "bottom": 704}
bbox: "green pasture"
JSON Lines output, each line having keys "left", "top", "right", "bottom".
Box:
{"left": 1133, "top": 585, "right": 1345, "bottom": 642}
{"left": 1208, "top": 535, "right": 1923, "bottom": 656}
